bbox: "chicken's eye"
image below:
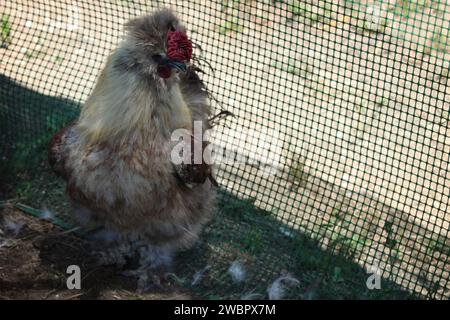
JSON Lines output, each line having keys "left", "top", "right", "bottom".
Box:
{"left": 168, "top": 23, "right": 176, "bottom": 32}
{"left": 152, "top": 54, "right": 163, "bottom": 63}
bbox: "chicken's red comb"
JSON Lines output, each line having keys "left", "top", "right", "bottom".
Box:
{"left": 167, "top": 30, "right": 192, "bottom": 62}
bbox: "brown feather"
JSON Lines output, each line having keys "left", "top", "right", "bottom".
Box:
{"left": 48, "top": 122, "right": 75, "bottom": 180}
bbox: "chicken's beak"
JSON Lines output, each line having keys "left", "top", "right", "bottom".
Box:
{"left": 159, "top": 55, "right": 187, "bottom": 73}
{"left": 166, "top": 60, "right": 187, "bottom": 72}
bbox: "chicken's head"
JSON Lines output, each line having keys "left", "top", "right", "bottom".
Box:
{"left": 120, "top": 9, "right": 192, "bottom": 79}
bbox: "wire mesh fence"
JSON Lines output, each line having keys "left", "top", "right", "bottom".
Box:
{"left": 0, "top": 0, "right": 448, "bottom": 299}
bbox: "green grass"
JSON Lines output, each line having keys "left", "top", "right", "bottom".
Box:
{"left": 24, "top": 37, "right": 47, "bottom": 59}
{"left": 175, "top": 192, "right": 419, "bottom": 299}
{"left": 220, "top": 0, "right": 242, "bottom": 12}
{"left": 272, "top": 58, "right": 314, "bottom": 78}
{"left": 287, "top": 0, "right": 334, "bottom": 25}
{"left": 218, "top": 18, "right": 243, "bottom": 35}
{"left": 53, "top": 53, "right": 65, "bottom": 63}
{"left": 389, "top": 0, "right": 431, "bottom": 17}
{"left": 0, "top": 74, "right": 79, "bottom": 183}
{"left": 430, "top": 27, "right": 450, "bottom": 53}
{"left": 1, "top": 14, "right": 11, "bottom": 48}
{"left": 288, "top": 154, "right": 309, "bottom": 186}
{"left": 241, "top": 227, "right": 264, "bottom": 255}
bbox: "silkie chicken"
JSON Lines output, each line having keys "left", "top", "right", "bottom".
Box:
{"left": 48, "top": 9, "right": 219, "bottom": 273}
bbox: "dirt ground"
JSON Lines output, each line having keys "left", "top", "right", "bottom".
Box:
{"left": 0, "top": 204, "right": 192, "bottom": 300}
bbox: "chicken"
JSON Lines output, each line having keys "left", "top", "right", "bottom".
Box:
{"left": 48, "top": 9, "right": 218, "bottom": 271}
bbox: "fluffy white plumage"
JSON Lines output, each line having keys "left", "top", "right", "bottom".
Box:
{"left": 267, "top": 274, "right": 300, "bottom": 300}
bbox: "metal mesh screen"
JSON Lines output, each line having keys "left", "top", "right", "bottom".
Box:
{"left": 0, "top": 0, "right": 448, "bottom": 299}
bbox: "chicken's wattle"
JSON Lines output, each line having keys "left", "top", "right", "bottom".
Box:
{"left": 157, "top": 65, "right": 172, "bottom": 79}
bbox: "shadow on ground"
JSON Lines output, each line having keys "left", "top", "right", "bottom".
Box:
{"left": 0, "top": 205, "right": 192, "bottom": 300}
{"left": 0, "top": 74, "right": 78, "bottom": 194}
{"left": 0, "top": 74, "right": 418, "bottom": 299}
